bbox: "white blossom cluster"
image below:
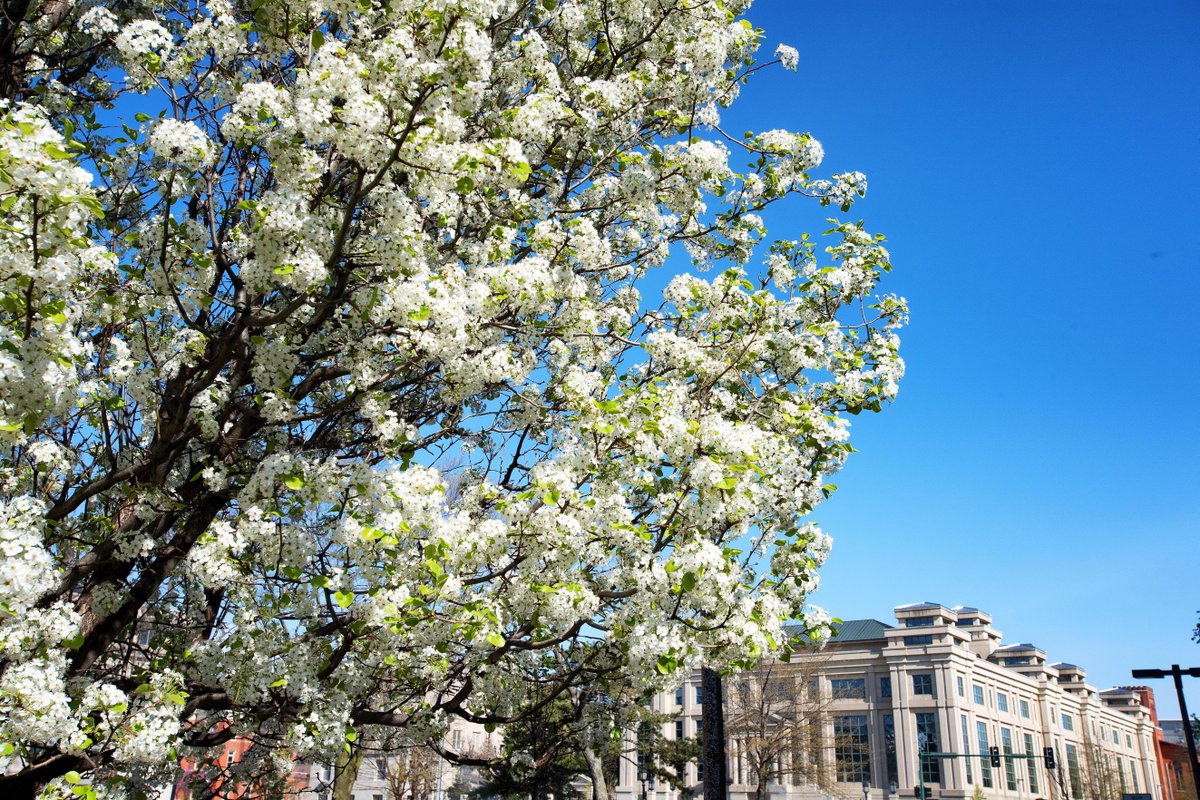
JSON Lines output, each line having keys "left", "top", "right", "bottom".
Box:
{"left": 0, "top": 106, "right": 114, "bottom": 446}
{"left": 0, "top": 0, "right": 907, "bottom": 790}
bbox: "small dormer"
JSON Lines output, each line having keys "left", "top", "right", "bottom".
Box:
{"left": 951, "top": 605, "right": 993, "bottom": 629}
{"left": 1100, "top": 688, "right": 1146, "bottom": 716}
{"left": 895, "top": 602, "right": 955, "bottom": 628}
{"left": 1052, "top": 663, "right": 1094, "bottom": 695}
{"left": 887, "top": 603, "right": 956, "bottom": 648}
{"left": 991, "top": 643, "right": 1047, "bottom": 669}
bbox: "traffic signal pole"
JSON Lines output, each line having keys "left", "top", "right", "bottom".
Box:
{"left": 1132, "top": 665, "right": 1200, "bottom": 800}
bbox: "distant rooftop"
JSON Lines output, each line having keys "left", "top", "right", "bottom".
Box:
{"left": 831, "top": 618, "right": 893, "bottom": 642}
{"left": 783, "top": 618, "right": 893, "bottom": 643}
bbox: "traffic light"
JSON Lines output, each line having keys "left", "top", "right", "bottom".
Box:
{"left": 989, "top": 746, "right": 1001, "bottom": 768}
{"left": 1044, "top": 747, "right": 1056, "bottom": 770}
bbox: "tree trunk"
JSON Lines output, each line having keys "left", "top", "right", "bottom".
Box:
{"left": 333, "top": 743, "right": 366, "bottom": 800}
{"left": 584, "top": 744, "right": 611, "bottom": 800}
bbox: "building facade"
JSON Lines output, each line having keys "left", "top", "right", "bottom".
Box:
{"left": 619, "top": 603, "right": 1163, "bottom": 800}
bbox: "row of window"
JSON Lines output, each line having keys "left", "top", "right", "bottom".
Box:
{"left": 650, "top": 709, "right": 1146, "bottom": 796}
{"left": 828, "top": 712, "right": 1144, "bottom": 795}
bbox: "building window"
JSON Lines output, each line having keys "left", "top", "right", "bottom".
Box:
{"left": 374, "top": 795, "right": 383, "bottom": 800}
{"left": 695, "top": 685, "right": 703, "bottom": 705}
{"left": 913, "top": 674, "right": 934, "bottom": 696}
{"left": 973, "top": 685, "right": 985, "bottom": 705}
{"left": 1003, "top": 656, "right": 1031, "bottom": 665}
{"left": 675, "top": 687, "right": 684, "bottom": 706}
{"left": 1112, "top": 729, "right": 1119, "bottom": 746}
{"left": 915, "top": 713, "right": 941, "bottom": 784}
{"left": 1131, "top": 759, "right": 1139, "bottom": 792}
{"left": 1065, "top": 743, "right": 1084, "bottom": 796}
{"left": 676, "top": 720, "right": 684, "bottom": 740}
{"left": 956, "top": 618, "right": 976, "bottom": 626}
{"left": 377, "top": 759, "right": 387, "bottom": 780}
{"left": 1019, "top": 699, "right": 1030, "bottom": 719}
{"left": 1118, "top": 757, "right": 1127, "bottom": 792}
{"left": 996, "top": 692, "right": 1008, "bottom": 712}
{"left": 1023, "top": 733, "right": 1039, "bottom": 793}
{"left": 976, "top": 722, "right": 993, "bottom": 788}
{"left": 1065, "top": 744, "right": 1082, "bottom": 798}
{"left": 883, "top": 714, "right": 899, "bottom": 788}
{"left": 696, "top": 720, "right": 704, "bottom": 781}
{"left": 834, "top": 715, "right": 870, "bottom": 783}
{"left": 1126, "top": 734, "right": 1132, "bottom": 748}
{"left": 960, "top": 715, "right": 974, "bottom": 784}
{"left": 957, "top": 676, "right": 964, "bottom": 697}
{"left": 1061, "top": 713, "right": 1073, "bottom": 732}
{"left": 906, "top": 616, "right": 936, "bottom": 627}
{"left": 831, "top": 678, "right": 866, "bottom": 700}
{"left": 1000, "top": 728, "right": 1017, "bottom": 791}
{"left": 904, "top": 635, "right": 934, "bottom": 646}
{"left": 880, "top": 676, "right": 892, "bottom": 699}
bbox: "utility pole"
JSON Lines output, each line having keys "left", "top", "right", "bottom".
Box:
{"left": 1131, "top": 665, "right": 1200, "bottom": 800}
{"left": 701, "top": 667, "right": 728, "bottom": 800}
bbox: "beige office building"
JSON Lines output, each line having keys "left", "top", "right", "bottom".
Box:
{"left": 619, "top": 603, "right": 1161, "bottom": 800}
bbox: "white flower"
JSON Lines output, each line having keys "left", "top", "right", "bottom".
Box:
{"left": 114, "top": 19, "right": 173, "bottom": 67}
{"left": 148, "top": 119, "right": 214, "bottom": 171}
{"left": 775, "top": 43, "right": 799, "bottom": 71}
{"left": 79, "top": 7, "right": 119, "bottom": 37}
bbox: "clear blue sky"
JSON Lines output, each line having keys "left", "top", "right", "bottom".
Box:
{"left": 712, "top": 0, "right": 1200, "bottom": 714}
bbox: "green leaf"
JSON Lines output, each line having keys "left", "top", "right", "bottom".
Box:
{"left": 310, "top": 575, "right": 330, "bottom": 589}
{"left": 42, "top": 143, "right": 73, "bottom": 159}
{"left": 508, "top": 160, "right": 531, "bottom": 182}
{"left": 455, "top": 175, "right": 474, "bottom": 193}
{"left": 311, "top": 29, "right": 325, "bottom": 49}
{"left": 284, "top": 475, "right": 305, "bottom": 490}
{"left": 681, "top": 571, "right": 696, "bottom": 592}
{"left": 273, "top": 264, "right": 295, "bottom": 275}
{"left": 333, "top": 589, "right": 354, "bottom": 608}
{"left": 77, "top": 196, "right": 104, "bottom": 218}
{"left": 134, "top": 113, "right": 151, "bottom": 122}
{"left": 270, "top": 676, "right": 287, "bottom": 688}
{"left": 485, "top": 632, "right": 505, "bottom": 647}
{"left": 65, "top": 771, "right": 81, "bottom": 784}
{"left": 541, "top": 488, "right": 560, "bottom": 505}
{"left": 406, "top": 304, "right": 430, "bottom": 322}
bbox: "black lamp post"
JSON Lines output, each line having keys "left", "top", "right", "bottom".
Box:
{"left": 1131, "top": 665, "right": 1200, "bottom": 800}
{"left": 701, "top": 667, "right": 728, "bottom": 800}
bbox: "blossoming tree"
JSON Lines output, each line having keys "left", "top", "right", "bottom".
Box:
{"left": 0, "top": 0, "right": 906, "bottom": 795}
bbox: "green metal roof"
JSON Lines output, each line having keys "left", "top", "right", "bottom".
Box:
{"left": 784, "top": 618, "right": 892, "bottom": 643}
